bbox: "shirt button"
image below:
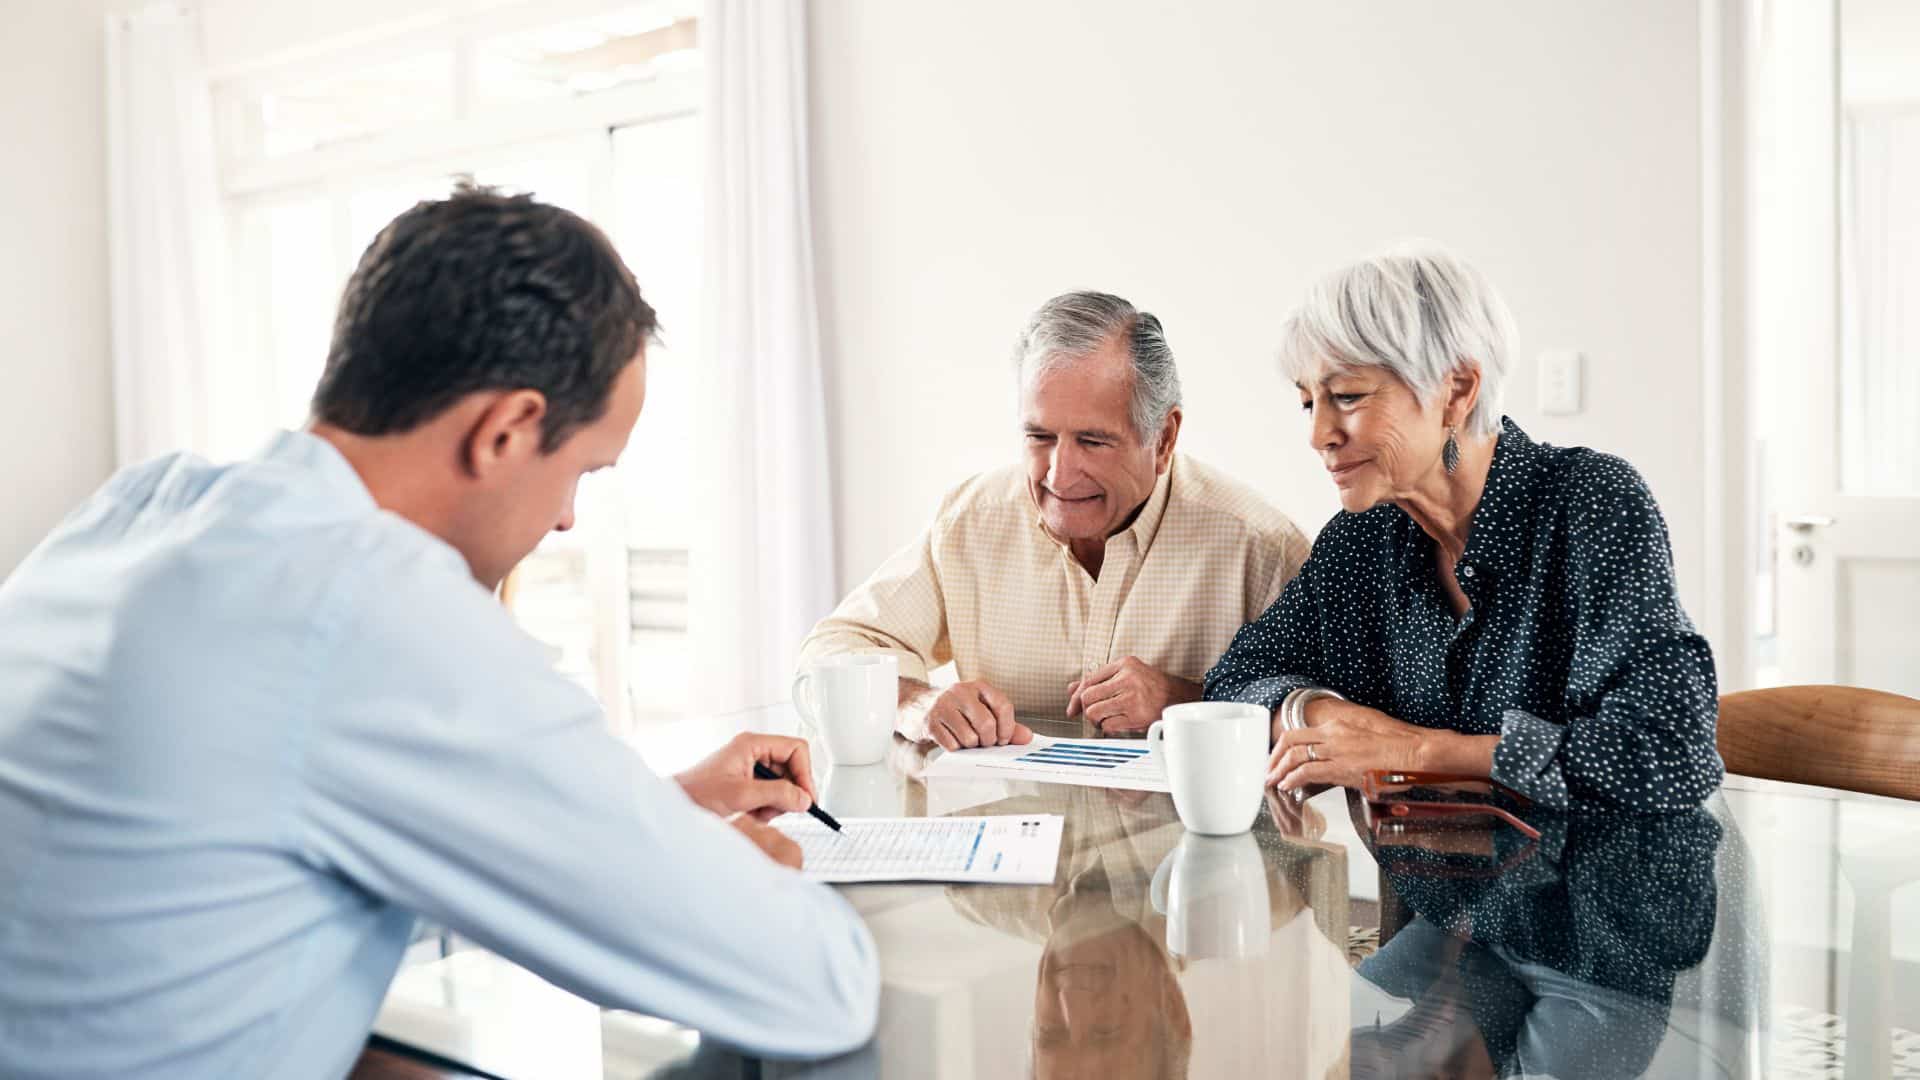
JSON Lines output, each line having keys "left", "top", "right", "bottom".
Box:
{"left": 1462, "top": 564, "right": 1476, "bottom": 578}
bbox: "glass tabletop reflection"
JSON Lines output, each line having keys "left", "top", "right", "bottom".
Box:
{"left": 373, "top": 707, "right": 1920, "bottom": 1080}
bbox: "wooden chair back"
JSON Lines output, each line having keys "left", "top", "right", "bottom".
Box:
{"left": 1717, "top": 685, "right": 1920, "bottom": 801}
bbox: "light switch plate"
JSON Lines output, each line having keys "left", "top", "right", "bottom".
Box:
{"left": 1539, "top": 350, "right": 1582, "bottom": 415}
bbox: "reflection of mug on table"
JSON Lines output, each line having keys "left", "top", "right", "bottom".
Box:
{"left": 820, "top": 764, "right": 900, "bottom": 819}
{"left": 1150, "top": 833, "right": 1271, "bottom": 961}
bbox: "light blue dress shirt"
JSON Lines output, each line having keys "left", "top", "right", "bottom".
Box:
{"left": 0, "top": 431, "right": 879, "bottom": 1079}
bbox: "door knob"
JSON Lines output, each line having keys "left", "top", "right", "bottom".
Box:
{"left": 1784, "top": 515, "right": 1836, "bottom": 533}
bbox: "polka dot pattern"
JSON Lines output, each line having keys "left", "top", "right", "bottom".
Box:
{"left": 1358, "top": 806, "right": 1744, "bottom": 1077}
{"left": 1203, "top": 418, "right": 1724, "bottom": 812}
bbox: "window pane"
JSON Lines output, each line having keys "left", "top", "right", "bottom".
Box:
{"left": 508, "top": 544, "right": 597, "bottom": 685}
{"left": 260, "top": 199, "right": 335, "bottom": 428}
{"left": 472, "top": 2, "right": 700, "bottom": 110}
{"left": 251, "top": 51, "right": 456, "bottom": 159}
{"left": 1839, "top": 108, "right": 1920, "bottom": 495}
{"left": 612, "top": 115, "right": 700, "bottom": 723}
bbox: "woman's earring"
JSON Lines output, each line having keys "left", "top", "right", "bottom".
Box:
{"left": 1443, "top": 427, "right": 1460, "bottom": 475}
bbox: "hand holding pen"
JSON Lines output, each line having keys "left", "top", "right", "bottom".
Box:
{"left": 674, "top": 732, "right": 826, "bottom": 823}
{"left": 754, "top": 762, "right": 842, "bottom": 832}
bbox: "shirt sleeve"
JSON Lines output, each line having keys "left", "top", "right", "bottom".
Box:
{"left": 795, "top": 523, "right": 953, "bottom": 685}
{"left": 1253, "top": 517, "right": 1313, "bottom": 616}
{"left": 1490, "top": 457, "right": 1724, "bottom": 812}
{"left": 297, "top": 545, "right": 880, "bottom": 1058}
{"left": 1203, "top": 555, "right": 1326, "bottom": 712}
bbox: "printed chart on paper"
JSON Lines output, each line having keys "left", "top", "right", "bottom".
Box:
{"left": 773, "top": 814, "right": 1064, "bottom": 884}
{"left": 917, "top": 734, "right": 1170, "bottom": 792}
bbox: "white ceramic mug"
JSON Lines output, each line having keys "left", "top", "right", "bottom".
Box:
{"left": 1149, "top": 832, "right": 1271, "bottom": 960}
{"left": 1147, "top": 701, "right": 1268, "bottom": 835}
{"left": 792, "top": 653, "right": 898, "bottom": 766}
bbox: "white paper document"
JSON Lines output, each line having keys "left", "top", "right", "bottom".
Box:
{"left": 917, "top": 733, "right": 1170, "bottom": 792}
{"left": 773, "top": 815, "right": 1065, "bottom": 884}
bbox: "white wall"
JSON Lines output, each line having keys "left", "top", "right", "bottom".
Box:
{"left": 809, "top": 0, "right": 1708, "bottom": 627}
{"left": 0, "top": 0, "right": 114, "bottom": 576}
{"left": 1844, "top": 0, "right": 1920, "bottom": 105}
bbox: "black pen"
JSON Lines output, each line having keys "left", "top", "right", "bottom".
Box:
{"left": 753, "top": 761, "right": 843, "bottom": 833}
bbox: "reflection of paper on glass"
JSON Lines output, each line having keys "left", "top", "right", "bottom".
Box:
{"left": 918, "top": 734, "right": 1170, "bottom": 792}
{"left": 773, "top": 815, "right": 1064, "bottom": 884}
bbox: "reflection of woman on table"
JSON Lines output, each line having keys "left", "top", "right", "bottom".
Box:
{"left": 1205, "top": 244, "right": 1724, "bottom": 812}
{"left": 941, "top": 786, "right": 1348, "bottom": 1080}
{"left": 1354, "top": 808, "right": 1757, "bottom": 1079}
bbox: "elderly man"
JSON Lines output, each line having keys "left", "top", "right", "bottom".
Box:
{"left": 799, "top": 292, "right": 1309, "bottom": 751}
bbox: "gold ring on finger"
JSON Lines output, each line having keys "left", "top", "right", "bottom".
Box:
{"left": 1306, "top": 743, "right": 1320, "bottom": 762}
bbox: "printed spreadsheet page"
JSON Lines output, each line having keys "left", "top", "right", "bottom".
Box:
{"left": 917, "top": 733, "right": 1170, "bottom": 792}
{"left": 772, "top": 815, "right": 1065, "bottom": 884}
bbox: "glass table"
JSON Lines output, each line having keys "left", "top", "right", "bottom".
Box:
{"left": 368, "top": 707, "right": 1920, "bottom": 1079}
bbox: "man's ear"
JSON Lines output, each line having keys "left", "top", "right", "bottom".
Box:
{"left": 1154, "top": 407, "right": 1183, "bottom": 473}
{"left": 1442, "top": 364, "right": 1482, "bottom": 431}
{"left": 460, "top": 390, "right": 549, "bottom": 478}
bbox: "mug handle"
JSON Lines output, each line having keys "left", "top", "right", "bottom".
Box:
{"left": 1146, "top": 719, "right": 1167, "bottom": 765}
{"left": 791, "top": 670, "right": 820, "bottom": 728}
{"left": 1148, "top": 848, "right": 1175, "bottom": 915}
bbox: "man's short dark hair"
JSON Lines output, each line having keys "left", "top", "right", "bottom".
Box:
{"left": 312, "top": 183, "right": 657, "bottom": 451}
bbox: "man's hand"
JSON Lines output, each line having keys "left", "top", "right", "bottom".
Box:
{"left": 1065, "top": 657, "right": 1201, "bottom": 735}
{"left": 676, "top": 732, "right": 817, "bottom": 822}
{"left": 902, "top": 679, "right": 1033, "bottom": 751}
{"left": 729, "top": 815, "right": 803, "bottom": 870}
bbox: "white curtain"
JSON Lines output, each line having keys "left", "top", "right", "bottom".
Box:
{"left": 105, "top": 4, "right": 235, "bottom": 466}
{"left": 691, "top": 0, "right": 839, "bottom": 712}
{"left": 1840, "top": 106, "right": 1920, "bottom": 495}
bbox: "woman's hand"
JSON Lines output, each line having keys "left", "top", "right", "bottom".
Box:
{"left": 1266, "top": 697, "right": 1439, "bottom": 793}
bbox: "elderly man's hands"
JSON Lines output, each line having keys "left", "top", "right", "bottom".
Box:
{"left": 1065, "top": 656, "right": 1201, "bottom": 735}
{"left": 906, "top": 680, "right": 1034, "bottom": 751}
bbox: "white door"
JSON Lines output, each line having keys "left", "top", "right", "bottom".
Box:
{"left": 1758, "top": 0, "right": 1920, "bottom": 697}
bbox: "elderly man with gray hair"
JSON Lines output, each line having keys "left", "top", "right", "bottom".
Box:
{"left": 799, "top": 292, "right": 1309, "bottom": 750}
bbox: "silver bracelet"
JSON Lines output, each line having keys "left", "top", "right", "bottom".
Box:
{"left": 1280, "top": 686, "right": 1346, "bottom": 732}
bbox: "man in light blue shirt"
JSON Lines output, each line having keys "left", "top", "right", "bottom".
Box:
{"left": 0, "top": 187, "right": 879, "bottom": 1078}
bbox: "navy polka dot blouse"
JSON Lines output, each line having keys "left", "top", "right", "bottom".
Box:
{"left": 1204, "top": 418, "right": 1724, "bottom": 812}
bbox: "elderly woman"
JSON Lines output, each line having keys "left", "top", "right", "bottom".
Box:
{"left": 1204, "top": 244, "right": 1723, "bottom": 812}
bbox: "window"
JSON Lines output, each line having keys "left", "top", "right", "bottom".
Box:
{"left": 216, "top": 2, "right": 702, "bottom": 732}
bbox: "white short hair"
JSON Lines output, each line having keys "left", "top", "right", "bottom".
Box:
{"left": 1276, "top": 242, "right": 1514, "bottom": 438}
{"left": 1012, "top": 291, "right": 1181, "bottom": 442}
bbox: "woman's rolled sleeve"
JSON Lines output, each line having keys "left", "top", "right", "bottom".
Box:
{"left": 1517, "top": 638, "right": 1723, "bottom": 812}
{"left": 1521, "top": 458, "right": 1724, "bottom": 812}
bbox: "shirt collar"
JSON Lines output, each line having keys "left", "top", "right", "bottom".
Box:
{"left": 1033, "top": 456, "right": 1177, "bottom": 558}
{"left": 1120, "top": 458, "right": 1175, "bottom": 553}
{"left": 1458, "top": 417, "right": 1543, "bottom": 578}
{"left": 258, "top": 429, "right": 379, "bottom": 512}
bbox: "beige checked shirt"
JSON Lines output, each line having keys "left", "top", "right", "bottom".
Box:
{"left": 798, "top": 454, "right": 1310, "bottom": 716}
